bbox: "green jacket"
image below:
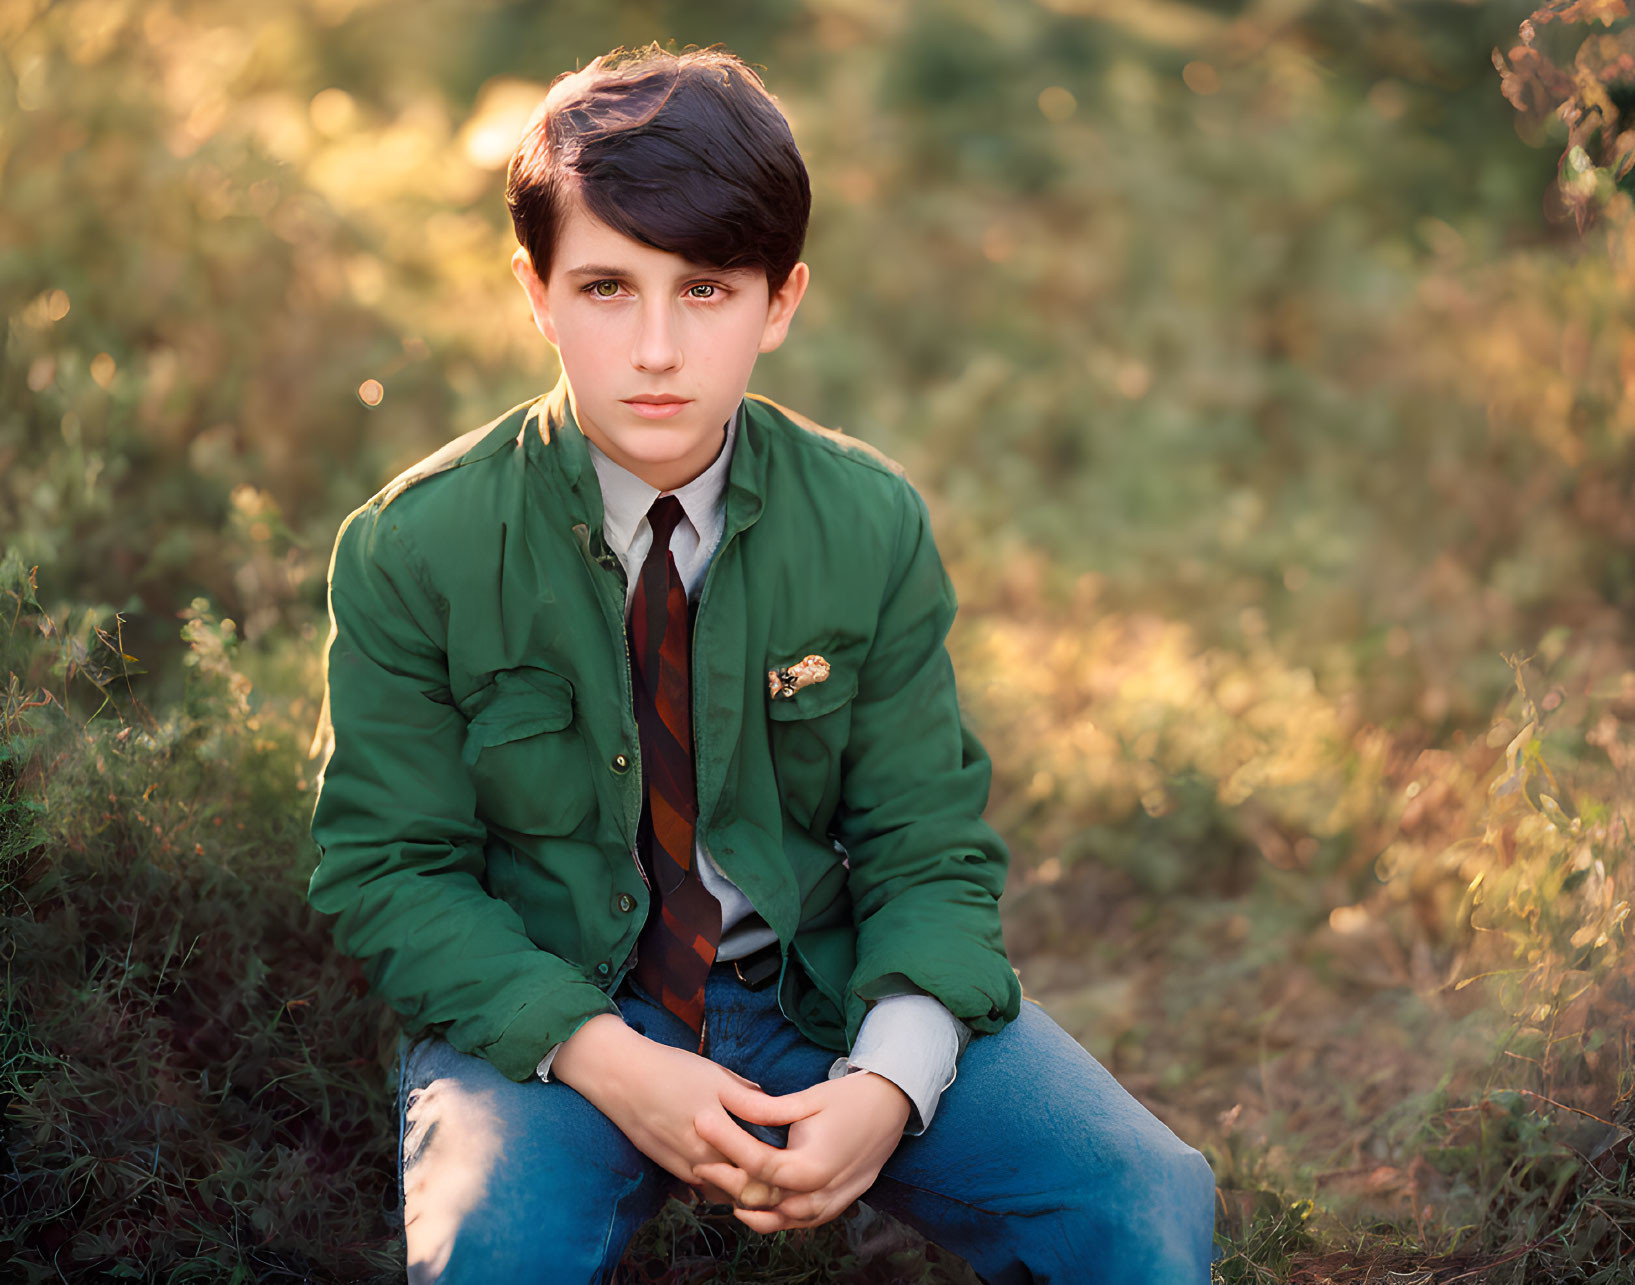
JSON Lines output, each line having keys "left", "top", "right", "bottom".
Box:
{"left": 306, "top": 377, "right": 1021, "bottom": 1082}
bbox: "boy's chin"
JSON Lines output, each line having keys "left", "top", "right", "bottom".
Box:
{"left": 594, "top": 424, "right": 727, "bottom": 482}
{"left": 612, "top": 416, "right": 723, "bottom": 451}
{"left": 608, "top": 431, "right": 708, "bottom": 462}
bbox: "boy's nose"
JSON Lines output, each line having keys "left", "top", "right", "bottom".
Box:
{"left": 631, "top": 302, "right": 683, "bottom": 373}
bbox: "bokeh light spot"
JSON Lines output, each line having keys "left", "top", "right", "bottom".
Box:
{"left": 1114, "top": 359, "right": 1151, "bottom": 399}
{"left": 459, "top": 78, "right": 552, "bottom": 170}
{"left": 982, "top": 223, "right": 1015, "bottom": 263}
{"left": 358, "top": 379, "right": 384, "bottom": 406}
{"left": 1037, "top": 86, "right": 1077, "bottom": 122}
{"left": 1182, "top": 61, "right": 1221, "bottom": 95}
{"left": 310, "top": 87, "right": 358, "bottom": 138}
{"left": 1368, "top": 79, "right": 1408, "bottom": 121}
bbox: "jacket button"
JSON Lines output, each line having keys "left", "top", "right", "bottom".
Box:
{"left": 610, "top": 753, "right": 630, "bottom": 773}
{"left": 596, "top": 961, "right": 610, "bottom": 976}
{"left": 616, "top": 893, "right": 635, "bottom": 913}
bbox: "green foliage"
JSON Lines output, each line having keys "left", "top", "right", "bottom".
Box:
{"left": 1410, "top": 1081, "right": 1635, "bottom": 1284}
{"left": 6, "top": 0, "right": 1635, "bottom": 1279}
{"left": 1210, "top": 1191, "right": 1318, "bottom": 1285}
{"left": 0, "top": 580, "right": 402, "bottom": 1283}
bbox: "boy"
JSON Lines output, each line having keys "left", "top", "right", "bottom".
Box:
{"left": 307, "top": 43, "right": 1216, "bottom": 1284}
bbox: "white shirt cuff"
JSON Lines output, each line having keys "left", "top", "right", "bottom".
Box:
{"left": 826, "top": 993, "right": 967, "bottom": 1135}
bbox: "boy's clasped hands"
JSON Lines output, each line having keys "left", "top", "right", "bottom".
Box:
{"left": 553, "top": 1013, "right": 913, "bottom": 1232}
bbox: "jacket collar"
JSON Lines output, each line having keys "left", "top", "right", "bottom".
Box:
{"left": 529, "top": 373, "right": 766, "bottom": 538}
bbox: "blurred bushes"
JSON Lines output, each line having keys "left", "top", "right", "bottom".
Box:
{"left": 6, "top": 0, "right": 1635, "bottom": 1279}
{"left": 1, "top": 0, "right": 1606, "bottom": 717}
{"left": 1388, "top": 648, "right": 1635, "bottom": 1283}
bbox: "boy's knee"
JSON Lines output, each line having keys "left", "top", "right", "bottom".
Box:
{"left": 403, "top": 1080, "right": 509, "bottom": 1284}
{"left": 1170, "top": 1142, "right": 1218, "bottom": 1229}
{"left": 1100, "top": 1133, "right": 1216, "bottom": 1229}
{"left": 1059, "top": 1137, "right": 1216, "bottom": 1282}
{"left": 400, "top": 1067, "right": 669, "bottom": 1285}
{"left": 1014, "top": 1112, "right": 1200, "bottom": 1219}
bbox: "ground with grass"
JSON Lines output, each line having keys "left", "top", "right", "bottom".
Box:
{"left": 7, "top": 0, "right": 1635, "bottom": 1280}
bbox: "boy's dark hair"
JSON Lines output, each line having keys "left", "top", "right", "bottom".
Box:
{"left": 506, "top": 44, "right": 810, "bottom": 294}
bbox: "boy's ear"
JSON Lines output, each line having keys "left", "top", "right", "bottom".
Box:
{"left": 511, "top": 246, "right": 559, "bottom": 347}
{"left": 758, "top": 261, "right": 810, "bottom": 354}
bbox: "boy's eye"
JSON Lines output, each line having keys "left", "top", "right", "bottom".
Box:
{"left": 687, "top": 283, "right": 718, "bottom": 299}
{"left": 590, "top": 280, "right": 621, "bottom": 298}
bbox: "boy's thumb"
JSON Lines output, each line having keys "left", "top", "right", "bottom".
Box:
{"left": 720, "top": 1079, "right": 814, "bottom": 1126}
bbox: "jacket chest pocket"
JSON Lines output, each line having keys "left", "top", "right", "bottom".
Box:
{"left": 765, "top": 660, "right": 859, "bottom": 833}
{"left": 462, "top": 667, "right": 595, "bottom": 838}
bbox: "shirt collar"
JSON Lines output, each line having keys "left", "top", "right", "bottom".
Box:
{"left": 586, "top": 407, "right": 739, "bottom": 554}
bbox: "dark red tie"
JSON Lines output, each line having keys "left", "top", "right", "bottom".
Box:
{"left": 628, "top": 495, "right": 720, "bottom": 1044}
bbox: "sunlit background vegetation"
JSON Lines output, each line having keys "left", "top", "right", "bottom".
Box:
{"left": 6, "top": 0, "right": 1635, "bottom": 1280}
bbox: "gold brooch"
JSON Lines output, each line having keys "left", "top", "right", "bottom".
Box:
{"left": 768, "top": 654, "right": 831, "bottom": 700}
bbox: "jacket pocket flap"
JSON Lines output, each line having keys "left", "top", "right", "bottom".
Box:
{"left": 463, "top": 667, "right": 575, "bottom": 763}
{"left": 766, "top": 663, "right": 858, "bottom": 721}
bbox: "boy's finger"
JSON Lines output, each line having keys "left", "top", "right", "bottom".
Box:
{"left": 694, "top": 1108, "right": 793, "bottom": 1181}
{"left": 690, "top": 1178, "right": 738, "bottom": 1206}
{"left": 689, "top": 1164, "right": 784, "bottom": 1209}
{"left": 690, "top": 1161, "right": 744, "bottom": 1193}
{"left": 732, "top": 1206, "right": 792, "bottom": 1234}
{"left": 718, "top": 1079, "right": 817, "bottom": 1126}
{"left": 684, "top": 1146, "right": 752, "bottom": 1206}
{"left": 734, "top": 1205, "right": 820, "bottom": 1235}
{"left": 692, "top": 1162, "right": 785, "bottom": 1209}
{"left": 737, "top": 1179, "right": 783, "bottom": 1209}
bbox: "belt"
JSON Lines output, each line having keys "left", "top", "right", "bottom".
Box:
{"left": 729, "top": 940, "right": 783, "bottom": 991}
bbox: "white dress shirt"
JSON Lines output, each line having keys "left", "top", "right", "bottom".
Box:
{"left": 534, "top": 406, "right": 966, "bottom": 1133}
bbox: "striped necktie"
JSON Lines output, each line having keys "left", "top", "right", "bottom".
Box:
{"left": 628, "top": 495, "right": 721, "bottom": 1045}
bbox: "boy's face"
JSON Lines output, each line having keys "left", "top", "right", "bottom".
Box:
{"left": 512, "top": 194, "right": 809, "bottom": 493}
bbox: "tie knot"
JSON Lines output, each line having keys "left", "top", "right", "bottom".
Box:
{"left": 647, "top": 494, "right": 686, "bottom": 547}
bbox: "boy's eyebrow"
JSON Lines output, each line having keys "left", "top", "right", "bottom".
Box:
{"left": 563, "top": 262, "right": 756, "bottom": 279}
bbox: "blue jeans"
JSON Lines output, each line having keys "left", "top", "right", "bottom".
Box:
{"left": 396, "top": 962, "right": 1217, "bottom": 1284}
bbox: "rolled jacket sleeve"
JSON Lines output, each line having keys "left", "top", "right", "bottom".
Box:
{"left": 307, "top": 503, "right": 618, "bottom": 1082}
{"left": 833, "top": 484, "right": 1022, "bottom": 1047}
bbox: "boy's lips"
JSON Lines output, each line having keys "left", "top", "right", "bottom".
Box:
{"left": 623, "top": 395, "right": 691, "bottom": 419}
